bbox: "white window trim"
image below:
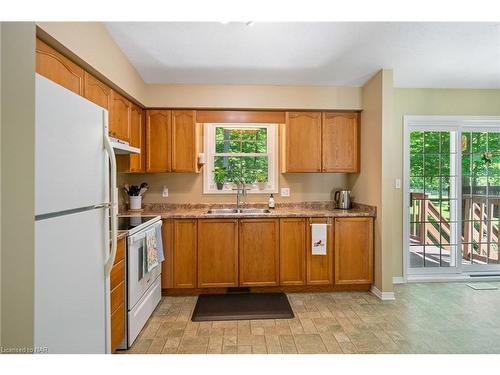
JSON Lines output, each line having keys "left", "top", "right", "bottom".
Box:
{"left": 203, "top": 123, "right": 279, "bottom": 194}
{"left": 402, "top": 115, "right": 500, "bottom": 282}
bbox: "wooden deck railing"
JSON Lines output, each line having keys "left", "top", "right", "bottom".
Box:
{"left": 410, "top": 193, "right": 500, "bottom": 263}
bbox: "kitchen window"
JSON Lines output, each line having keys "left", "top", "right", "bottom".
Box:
{"left": 203, "top": 123, "right": 278, "bottom": 194}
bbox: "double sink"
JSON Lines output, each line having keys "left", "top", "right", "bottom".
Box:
{"left": 206, "top": 208, "right": 271, "bottom": 215}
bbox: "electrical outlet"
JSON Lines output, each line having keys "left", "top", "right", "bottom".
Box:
{"left": 162, "top": 186, "right": 169, "bottom": 197}
{"left": 281, "top": 187, "right": 290, "bottom": 197}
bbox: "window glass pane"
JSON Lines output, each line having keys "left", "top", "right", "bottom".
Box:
{"left": 472, "top": 132, "right": 488, "bottom": 153}
{"left": 214, "top": 155, "right": 268, "bottom": 184}
{"left": 424, "top": 155, "right": 441, "bottom": 176}
{"left": 462, "top": 133, "right": 471, "bottom": 155}
{"left": 424, "top": 132, "right": 440, "bottom": 153}
{"left": 489, "top": 133, "right": 500, "bottom": 152}
{"left": 410, "top": 154, "right": 424, "bottom": 176}
{"left": 410, "top": 131, "right": 424, "bottom": 154}
{"left": 440, "top": 132, "right": 450, "bottom": 154}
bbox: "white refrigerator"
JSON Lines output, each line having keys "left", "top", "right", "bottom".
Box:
{"left": 34, "top": 74, "right": 119, "bottom": 353}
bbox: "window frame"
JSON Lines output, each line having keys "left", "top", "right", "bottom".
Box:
{"left": 203, "top": 122, "right": 279, "bottom": 194}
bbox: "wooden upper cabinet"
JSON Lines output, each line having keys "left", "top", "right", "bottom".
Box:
{"left": 129, "top": 105, "right": 145, "bottom": 172}
{"left": 322, "top": 112, "right": 359, "bottom": 173}
{"left": 334, "top": 217, "right": 373, "bottom": 285}
{"left": 306, "top": 218, "right": 334, "bottom": 285}
{"left": 279, "top": 218, "right": 307, "bottom": 286}
{"left": 146, "top": 110, "right": 172, "bottom": 173}
{"left": 172, "top": 110, "right": 199, "bottom": 173}
{"left": 172, "top": 219, "right": 198, "bottom": 288}
{"left": 239, "top": 219, "right": 280, "bottom": 287}
{"left": 109, "top": 90, "right": 131, "bottom": 141}
{"left": 83, "top": 72, "right": 111, "bottom": 110}
{"left": 197, "top": 219, "right": 238, "bottom": 288}
{"left": 282, "top": 112, "right": 322, "bottom": 172}
{"left": 36, "top": 38, "right": 84, "bottom": 95}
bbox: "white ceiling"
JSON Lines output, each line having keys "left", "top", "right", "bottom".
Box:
{"left": 105, "top": 22, "right": 500, "bottom": 88}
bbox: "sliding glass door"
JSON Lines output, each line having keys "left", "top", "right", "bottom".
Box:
{"left": 407, "top": 129, "right": 460, "bottom": 273}
{"left": 404, "top": 117, "right": 500, "bottom": 278}
{"left": 461, "top": 131, "right": 500, "bottom": 271}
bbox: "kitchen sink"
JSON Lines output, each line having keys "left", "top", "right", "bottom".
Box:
{"left": 239, "top": 208, "right": 271, "bottom": 214}
{"left": 206, "top": 208, "right": 239, "bottom": 214}
{"left": 205, "top": 208, "right": 271, "bottom": 215}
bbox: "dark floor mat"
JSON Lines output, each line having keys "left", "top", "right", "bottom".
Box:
{"left": 191, "top": 292, "right": 294, "bottom": 322}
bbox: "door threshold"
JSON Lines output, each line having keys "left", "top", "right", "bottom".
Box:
{"left": 405, "top": 273, "right": 500, "bottom": 283}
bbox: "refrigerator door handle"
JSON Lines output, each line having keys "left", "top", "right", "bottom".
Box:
{"left": 103, "top": 113, "right": 118, "bottom": 277}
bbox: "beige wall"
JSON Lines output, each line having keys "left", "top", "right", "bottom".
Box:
{"left": 349, "top": 71, "right": 384, "bottom": 291}
{"left": 1, "top": 22, "right": 36, "bottom": 349}
{"left": 120, "top": 172, "right": 348, "bottom": 205}
{"left": 348, "top": 69, "right": 394, "bottom": 294}
{"left": 146, "top": 84, "right": 361, "bottom": 109}
{"left": 392, "top": 88, "right": 500, "bottom": 279}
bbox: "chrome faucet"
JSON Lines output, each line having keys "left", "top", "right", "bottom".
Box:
{"left": 232, "top": 180, "right": 248, "bottom": 211}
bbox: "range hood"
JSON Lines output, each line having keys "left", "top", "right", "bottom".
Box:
{"left": 110, "top": 137, "right": 140, "bottom": 155}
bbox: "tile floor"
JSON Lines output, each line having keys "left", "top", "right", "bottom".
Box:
{"left": 123, "top": 282, "right": 500, "bottom": 354}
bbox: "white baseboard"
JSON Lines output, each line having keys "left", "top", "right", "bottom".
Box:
{"left": 370, "top": 285, "right": 396, "bottom": 301}
{"left": 392, "top": 276, "right": 405, "bottom": 284}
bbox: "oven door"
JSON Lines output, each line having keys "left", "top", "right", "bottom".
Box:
{"left": 127, "top": 221, "right": 162, "bottom": 310}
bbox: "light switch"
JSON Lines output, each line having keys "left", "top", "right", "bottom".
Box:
{"left": 162, "top": 186, "right": 169, "bottom": 197}
{"left": 395, "top": 179, "right": 401, "bottom": 189}
{"left": 281, "top": 187, "right": 290, "bottom": 197}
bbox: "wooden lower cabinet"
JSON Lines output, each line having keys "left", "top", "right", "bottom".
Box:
{"left": 162, "top": 216, "right": 373, "bottom": 292}
{"left": 172, "top": 219, "right": 198, "bottom": 288}
{"left": 279, "top": 218, "right": 307, "bottom": 286}
{"left": 110, "top": 238, "right": 126, "bottom": 353}
{"left": 197, "top": 219, "right": 238, "bottom": 288}
{"left": 334, "top": 217, "right": 374, "bottom": 285}
{"left": 306, "top": 218, "right": 334, "bottom": 285}
{"left": 239, "top": 219, "right": 280, "bottom": 287}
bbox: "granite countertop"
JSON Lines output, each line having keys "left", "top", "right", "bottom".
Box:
{"left": 122, "top": 201, "right": 376, "bottom": 219}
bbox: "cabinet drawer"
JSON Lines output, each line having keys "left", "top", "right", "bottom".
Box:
{"left": 110, "top": 259, "right": 125, "bottom": 290}
{"left": 110, "top": 302, "right": 125, "bottom": 353}
{"left": 110, "top": 281, "right": 125, "bottom": 314}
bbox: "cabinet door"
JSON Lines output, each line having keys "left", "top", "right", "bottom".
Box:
{"left": 239, "top": 219, "right": 280, "bottom": 287}
{"left": 110, "top": 238, "right": 125, "bottom": 353}
{"left": 197, "top": 219, "right": 238, "bottom": 288}
{"left": 283, "top": 112, "right": 322, "bottom": 172}
{"left": 161, "top": 219, "right": 173, "bottom": 289}
{"left": 322, "top": 112, "right": 359, "bottom": 172}
{"left": 172, "top": 110, "right": 198, "bottom": 172}
{"left": 36, "top": 38, "right": 84, "bottom": 95}
{"left": 173, "top": 219, "right": 198, "bottom": 288}
{"left": 109, "top": 91, "right": 131, "bottom": 141}
{"left": 306, "top": 218, "right": 334, "bottom": 285}
{"left": 129, "top": 105, "right": 145, "bottom": 172}
{"left": 280, "top": 218, "right": 307, "bottom": 286}
{"left": 334, "top": 217, "right": 373, "bottom": 284}
{"left": 146, "top": 110, "right": 172, "bottom": 173}
{"left": 83, "top": 71, "right": 111, "bottom": 110}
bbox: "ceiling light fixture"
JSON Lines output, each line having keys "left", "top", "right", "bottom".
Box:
{"left": 245, "top": 21, "right": 255, "bottom": 27}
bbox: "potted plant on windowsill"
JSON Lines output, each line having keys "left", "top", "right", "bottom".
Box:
{"left": 213, "top": 167, "right": 227, "bottom": 190}
{"left": 255, "top": 171, "right": 267, "bottom": 190}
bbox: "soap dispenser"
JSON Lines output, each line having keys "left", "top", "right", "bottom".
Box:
{"left": 268, "top": 194, "right": 275, "bottom": 209}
